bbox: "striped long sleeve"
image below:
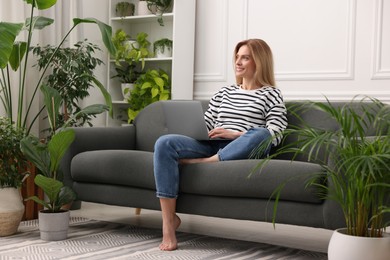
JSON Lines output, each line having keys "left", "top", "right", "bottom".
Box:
{"left": 204, "top": 84, "right": 287, "bottom": 146}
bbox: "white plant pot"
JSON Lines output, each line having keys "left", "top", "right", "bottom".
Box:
{"left": 121, "top": 83, "right": 134, "bottom": 100}
{"left": 155, "top": 47, "right": 172, "bottom": 58}
{"left": 328, "top": 228, "right": 390, "bottom": 260}
{"left": 0, "top": 187, "right": 25, "bottom": 236}
{"left": 38, "top": 210, "right": 70, "bottom": 241}
{"left": 137, "top": 1, "right": 152, "bottom": 15}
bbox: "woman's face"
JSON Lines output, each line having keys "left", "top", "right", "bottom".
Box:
{"left": 235, "top": 45, "right": 256, "bottom": 80}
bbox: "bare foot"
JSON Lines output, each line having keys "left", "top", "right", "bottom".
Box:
{"left": 159, "top": 214, "right": 181, "bottom": 251}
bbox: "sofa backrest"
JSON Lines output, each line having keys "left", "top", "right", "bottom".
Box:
{"left": 134, "top": 100, "right": 388, "bottom": 158}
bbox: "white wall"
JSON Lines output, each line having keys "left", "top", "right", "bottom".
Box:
{"left": 194, "top": 0, "right": 390, "bottom": 102}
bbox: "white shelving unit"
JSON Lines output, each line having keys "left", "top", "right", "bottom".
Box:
{"left": 107, "top": 0, "right": 196, "bottom": 126}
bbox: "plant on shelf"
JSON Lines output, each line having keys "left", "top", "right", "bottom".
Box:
{"left": 146, "top": 0, "right": 173, "bottom": 26}
{"left": 127, "top": 69, "right": 170, "bottom": 123}
{"left": 153, "top": 38, "right": 172, "bottom": 58}
{"left": 115, "top": 2, "right": 135, "bottom": 17}
{"left": 33, "top": 39, "right": 107, "bottom": 129}
{"left": 112, "top": 29, "right": 151, "bottom": 99}
{"left": 252, "top": 97, "right": 390, "bottom": 258}
{"left": 0, "top": 0, "right": 115, "bottom": 135}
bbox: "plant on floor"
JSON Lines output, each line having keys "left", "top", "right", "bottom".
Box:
{"left": 252, "top": 96, "right": 390, "bottom": 238}
{"left": 32, "top": 39, "right": 106, "bottom": 129}
{"left": 127, "top": 69, "right": 170, "bottom": 123}
{"left": 20, "top": 85, "right": 97, "bottom": 212}
{"left": 0, "top": 0, "right": 115, "bottom": 135}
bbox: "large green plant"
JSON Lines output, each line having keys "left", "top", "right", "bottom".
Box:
{"left": 20, "top": 84, "right": 107, "bottom": 212}
{"left": 0, "top": 0, "right": 115, "bottom": 134}
{"left": 252, "top": 97, "right": 390, "bottom": 237}
{"left": 127, "top": 69, "right": 170, "bottom": 123}
{"left": 33, "top": 40, "right": 105, "bottom": 128}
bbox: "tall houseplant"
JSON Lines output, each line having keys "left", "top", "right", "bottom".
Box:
{"left": 252, "top": 97, "right": 390, "bottom": 258}
{"left": 33, "top": 40, "right": 105, "bottom": 129}
{"left": 0, "top": 0, "right": 115, "bottom": 135}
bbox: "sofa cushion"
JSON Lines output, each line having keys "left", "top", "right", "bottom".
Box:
{"left": 179, "top": 159, "right": 326, "bottom": 204}
{"left": 71, "top": 150, "right": 155, "bottom": 189}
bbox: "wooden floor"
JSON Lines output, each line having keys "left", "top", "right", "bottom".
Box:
{"left": 70, "top": 202, "right": 333, "bottom": 253}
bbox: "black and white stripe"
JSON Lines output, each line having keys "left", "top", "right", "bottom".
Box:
{"left": 204, "top": 84, "right": 287, "bottom": 146}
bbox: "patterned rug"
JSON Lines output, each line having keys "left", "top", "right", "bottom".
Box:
{"left": 0, "top": 217, "right": 327, "bottom": 260}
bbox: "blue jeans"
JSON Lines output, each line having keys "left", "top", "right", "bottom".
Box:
{"left": 153, "top": 127, "right": 271, "bottom": 198}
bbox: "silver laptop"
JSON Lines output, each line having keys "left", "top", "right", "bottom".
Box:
{"left": 160, "top": 100, "right": 214, "bottom": 140}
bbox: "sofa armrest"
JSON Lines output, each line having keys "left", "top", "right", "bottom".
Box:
{"left": 60, "top": 126, "right": 136, "bottom": 189}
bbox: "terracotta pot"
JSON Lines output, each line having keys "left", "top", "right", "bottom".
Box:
{"left": 328, "top": 228, "right": 390, "bottom": 260}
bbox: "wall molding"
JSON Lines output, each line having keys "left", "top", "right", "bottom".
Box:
{"left": 371, "top": 0, "right": 390, "bottom": 79}
{"left": 244, "top": 0, "right": 357, "bottom": 81}
{"left": 194, "top": 0, "right": 228, "bottom": 82}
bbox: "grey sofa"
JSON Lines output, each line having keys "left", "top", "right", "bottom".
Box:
{"left": 61, "top": 100, "right": 363, "bottom": 230}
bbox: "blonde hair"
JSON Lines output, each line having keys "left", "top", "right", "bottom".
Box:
{"left": 234, "top": 39, "right": 276, "bottom": 87}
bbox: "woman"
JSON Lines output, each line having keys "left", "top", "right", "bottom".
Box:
{"left": 153, "top": 39, "right": 287, "bottom": 251}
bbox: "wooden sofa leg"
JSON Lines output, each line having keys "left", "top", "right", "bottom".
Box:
{"left": 135, "top": 208, "right": 141, "bottom": 215}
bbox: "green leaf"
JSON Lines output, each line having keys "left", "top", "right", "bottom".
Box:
{"left": 48, "top": 129, "right": 75, "bottom": 173}
{"left": 34, "top": 174, "right": 63, "bottom": 205}
{"left": 8, "top": 42, "right": 27, "bottom": 71}
{"left": 151, "top": 87, "right": 159, "bottom": 98}
{"left": 90, "top": 77, "right": 113, "bottom": 118}
{"left": 25, "top": 16, "right": 54, "bottom": 30}
{"left": 20, "top": 135, "right": 51, "bottom": 177}
{"left": 141, "top": 82, "right": 152, "bottom": 89}
{"left": 25, "top": 0, "right": 58, "bottom": 10}
{"left": 73, "top": 18, "right": 116, "bottom": 56}
{"left": 0, "top": 22, "right": 23, "bottom": 69}
{"left": 56, "top": 186, "right": 77, "bottom": 207}
{"left": 41, "top": 85, "right": 62, "bottom": 131}
{"left": 154, "top": 77, "right": 164, "bottom": 88}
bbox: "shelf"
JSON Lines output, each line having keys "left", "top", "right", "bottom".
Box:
{"left": 111, "top": 13, "right": 174, "bottom": 24}
{"left": 110, "top": 57, "right": 173, "bottom": 63}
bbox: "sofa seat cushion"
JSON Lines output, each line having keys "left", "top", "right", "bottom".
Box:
{"left": 179, "top": 160, "right": 325, "bottom": 204}
{"left": 71, "top": 150, "right": 155, "bottom": 189}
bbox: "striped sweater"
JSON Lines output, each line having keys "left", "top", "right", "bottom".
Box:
{"left": 204, "top": 84, "right": 287, "bottom": 146}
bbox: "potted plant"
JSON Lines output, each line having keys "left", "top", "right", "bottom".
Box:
{"left": 252, "top": 97, "right": 390, "bottom": 260}
{"left": 112, "top": 29, "right": 151, "bottom": 100}
{"left": 0, "top": 117, "right": 29, "bottom": 236}
{"left": 153, "top": 38, "right": 172, "bottom": 58}
{"left": 127, "top": 69, "right": 170, "bottom": 123}
{"left": 137, "top": 0, "right": 153, "bottom": 15}
{"left": 146, "top": 0, "right": 173, "bottom": 26}
{"left": 115, "top": 2, "right": 135, "bottom": 17}
{"left": 20, "top": 84, "right": 108, "bottom": 241}
{"left": 0, "top": 0, "right": 115, "bottom": 135}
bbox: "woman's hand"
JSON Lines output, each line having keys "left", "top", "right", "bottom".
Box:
{"left": 208, "top": 127, "right": 244, "bottom": 140}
